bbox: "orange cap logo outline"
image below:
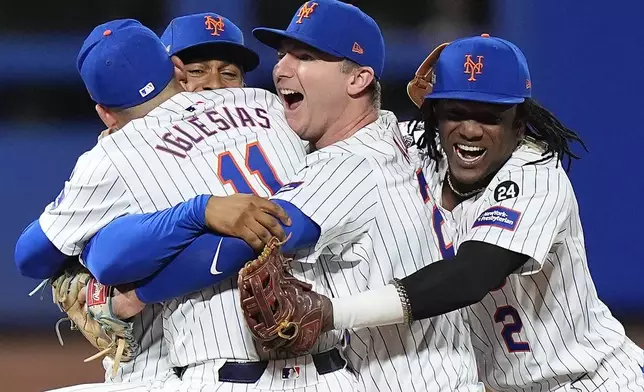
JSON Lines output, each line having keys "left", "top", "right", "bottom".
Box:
{"left": 464, "top": 54, "right": 484, "bottom": 81}
{"left": 204, "top": 15, "right": 225, "bottom": 36}
{"left": 296, "top": 2, "right": 318, "bottom": 24}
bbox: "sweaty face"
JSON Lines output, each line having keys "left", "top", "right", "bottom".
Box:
{"left": 435, "top": 99, "right": 524, "bottom": 186}
{"left": 273, "top": 40, "right": 350, "bottom": 143}
{"left": 183, "top": 59, "right": 244, "bottom": 91}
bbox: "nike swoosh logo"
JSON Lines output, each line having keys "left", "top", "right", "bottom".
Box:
{"left": 210, "top": 238, "right": 224, "bottom": 275}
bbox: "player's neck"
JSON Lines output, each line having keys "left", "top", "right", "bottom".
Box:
{"left": 139, "top": 82, "right": 185, "bottom": 117}
{"left": 115, "top": 81, "right": 185, "bottom": 127}
{"left": 440, "top": 169, "right": 498, "bottom": 210}
{"left": 441, "top": 182, "right": 464, "bottom": 211}
{"left": 314, "top": 106, "right": 378, "bottom": 149}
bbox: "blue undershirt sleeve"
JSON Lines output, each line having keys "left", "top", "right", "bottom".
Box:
{"left": 134, "top": 199, "right": 321, "bottom": 304}
{"left": 14, "top": 219, "right": 71, "bottom": 279}
{"left": 82, "top": 195, "right": 210, "bottom": 285}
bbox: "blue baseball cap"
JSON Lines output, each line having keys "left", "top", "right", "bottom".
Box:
{"left": 426, "top": 34, "right": 532, "bottom": 104}
{"left": 161, "top": 13, "right": 259, "bottom": 72}
{"left": 77, "top": 19, "right": 174, "bottom": 109}
{"left": 253, "top": 0, "right": 385, "bottom": 79}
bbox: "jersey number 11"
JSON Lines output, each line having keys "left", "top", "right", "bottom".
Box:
{"left": 217, "top": 142, "right": 282, "bottom": 196}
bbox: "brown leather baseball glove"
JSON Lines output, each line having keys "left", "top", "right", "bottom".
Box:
{"left": 406, "top": 42, "right": 450, "bottom": 108}
{"left": 51, "top": 264, "right": 137, "bottom": 377}
{"left": 238, "top": 237, "right": 332, "bottom": 356}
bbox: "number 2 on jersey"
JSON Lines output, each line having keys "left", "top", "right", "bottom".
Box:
{"left": 494, "top": 305, "right": 530, "bottom": 352}
{"left": 218, "top": 142, "right": 282, "bottom": 195}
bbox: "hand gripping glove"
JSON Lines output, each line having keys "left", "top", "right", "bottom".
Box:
{"left": 51, "top": 264, "right": 137, "bottom": 377}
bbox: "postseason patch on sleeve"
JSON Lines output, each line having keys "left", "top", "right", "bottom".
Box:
{"left": 473, "top": 206, "right": 522, "bottom": 231}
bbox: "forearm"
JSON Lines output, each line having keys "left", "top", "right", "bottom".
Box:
{"left": 134, "top": 233, "right": 255, "bottom": 303}
{"left": 331, "top": 241, "right": 528, "bottom": 328}
{"left": 14, "top": 219, "right": 71, "bottom": 279}
{"left": 134, "top": 200, "right": 321, "bottom": 304}
{"left": 331, "top": 284, "right": 405, "bottom": 329}
{"left": 83, "top": 195, "right": 210, "bottom": 285}
{"left": 402, "top": 241, "right": 525, "bottom": 320}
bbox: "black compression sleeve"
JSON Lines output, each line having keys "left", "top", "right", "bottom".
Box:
{"left": 400, "top": 240, "right": 529, "bottom": 321}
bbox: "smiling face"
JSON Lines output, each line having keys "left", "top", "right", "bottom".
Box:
{"left": 272, "top": 40, "right": 351, "bottom": 143}
{"left": 434, "top": 99, "right": 525, "bottom": 186}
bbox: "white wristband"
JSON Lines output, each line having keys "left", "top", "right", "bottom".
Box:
{"left": 331, "top": 284, "right": 404, "bottom": 330}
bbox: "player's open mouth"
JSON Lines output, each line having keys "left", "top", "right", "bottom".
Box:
{"left": 279, "top": 88, "right": 304, "bottom": 110}
{"left": 454, "top": 144, "right": 487, "bottom": 165}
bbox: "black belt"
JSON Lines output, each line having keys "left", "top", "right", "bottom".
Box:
{"left": 177, "top": 348, "right": 348, "bottom": 384}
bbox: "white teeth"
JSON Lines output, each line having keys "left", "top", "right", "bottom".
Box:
{"left": 279, "top": 88, "right": 299, "bottom": 95}
{"left": 455, "top": 145, "right": 487, "bottom": 163}
{"left": 456, "top": 144, "right": 485, "bottom": 152}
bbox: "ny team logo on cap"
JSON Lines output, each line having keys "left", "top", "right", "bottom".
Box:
{"left": 296, "top": 1, "right": 318, "bottom": 24}
{"left": 204, "top": 15, "right": 225, "bottom": 36}
{"left": 464, "top": 54, "right": 484, "bottom": 81}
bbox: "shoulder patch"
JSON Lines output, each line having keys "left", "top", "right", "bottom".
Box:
{"left": 275, "top": 181, "right": 304, "bottom": 195}
{"left": 494, "top": 180, "right": 520, "bottom": 202}
{"left": 473, "top": 206, "right": 521, "bottom": 231}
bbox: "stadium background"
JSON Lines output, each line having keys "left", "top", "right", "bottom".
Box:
{"left": 1, "top": 0, "right": 642, "bottom": 390}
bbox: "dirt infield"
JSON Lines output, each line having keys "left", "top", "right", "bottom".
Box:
{"left": 0, "top": 331, "right": 105, "bottom": 392}
{"left": 2, "top": 323, "right": 643, "bottom": 392}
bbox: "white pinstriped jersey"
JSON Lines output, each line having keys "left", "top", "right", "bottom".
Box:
{"left": 270, "top": 111, "right": 481, "bottom": 392}
{"left": 425, "top": 140, "right": 644, "bottom": 391}
{"left": 39, "top": 146, "right": 173, "bottom": 384}
{"left": 38, "top": 88, "right": 307, "bottom": 383}
{"left": 104, "top": 304, "right": 171, "bottom": 383}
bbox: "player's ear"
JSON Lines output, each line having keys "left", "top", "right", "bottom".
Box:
{"left": 347, "top": 66, "right": 375, "bottom": 98}
{"left": 171, "top": 55, "right": 187, "bottom": 85}
{"left": 95, "top": 104, "right": 119, "bottom": 130}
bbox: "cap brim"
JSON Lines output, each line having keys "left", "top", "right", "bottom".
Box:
{"left": 174, "top": 41, "right": 260, "bottom": 72}
{"left": 425, "top": 91, "right": 525, "bottom": 104}
{"left": 253, "top": 27, "right": 345, "bottom": 59}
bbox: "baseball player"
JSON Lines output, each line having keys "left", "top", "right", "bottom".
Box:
{"left": 301, "top": 35, "right": 644, "bottom": 391}
{"left": 69, "top": 2, "right": 483, "bottom": 391}
{"left": 15, "top": 17, "right": 302, "bottom": 392}
{"left": 160, "top": 13, "right": 259, "bottom": 92}
{"left": 16, "top": 12, "right": 262, "bottom": 387}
